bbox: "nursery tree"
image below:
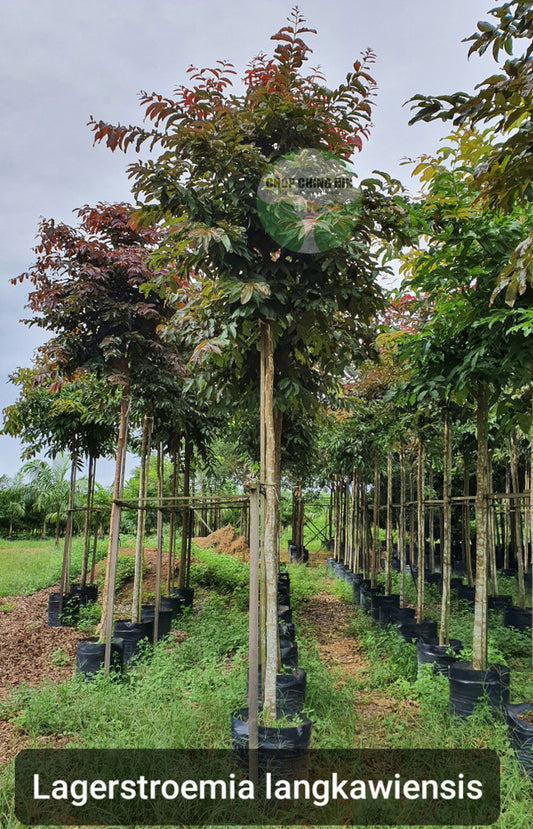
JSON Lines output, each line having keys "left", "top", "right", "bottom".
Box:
{"left": 89, "top": 8, "right": 410, "bottom": 716}
{"left": 397, "top": 130, "right": 533, "bottom": 669}
{"left": 14, "top": 202, "right": 179, "bottom": 657}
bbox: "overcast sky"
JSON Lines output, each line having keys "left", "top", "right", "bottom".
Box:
{"left": 0, "top": 0, "right": 497, "bottom": 484}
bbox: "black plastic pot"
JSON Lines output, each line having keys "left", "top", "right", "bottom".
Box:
{"left": 450, "top": 577, "right": 464, "bottom": 592}
{"left": 350, "top": 574, "right": 364, "bottom": 604}
{"left": 389, "top": 606, "right": 416, "bottom": 623}
{"left": 277, "top": 585, "right": 291, "bottom": 607}
{"left": 370, "top": 593, "right": 399, "bottom": 624}
{"left": 456, "top": 585, "right": 476, "bottom": 605}
{"left": 47, "top": 593, "right": 80, "bottom": 627}
{"left": 252, "top": 668, "right": 307, "bottom": 716}
{"left": 325, "top": 557, "right": 335, "bottom": 575}
{"left": 278, "top": 622, "right": 295, "bottom": 641}
{"left": 230, "top": 707, "right": 311, "bottom": 777}
{"left": 160, "top": 595, "right": 185, "bottom": 618}
{"left": 140, "top": 605, "right": 173, "bottom": 640}
{"left": 113, "top": 620, "right": 153, "bottom": 663}
{"left": 278, "top": 605, "right": 292, "bottom": 624}
{"left": 376, "top": 595, "right": 401, "bottom": 628}
{"left": 170, "top": 587, "right": 194, "bottom": 608}
{"left": 425, "top": 573, "right": 441, "bottom": 586}
{"left": 333, "top": 563, "right": 348, "bottom": 580}
{"left": 278, "top": 571, "right": 290, "bottom": 585}
{"left": 488, "top": 595, "right": 512, "bottom": 612}
{"left": 279, "top": 637, "right": 298, "bottom": 669}
{"left": 75, "top": 637, "right": 124, "bottom": 679}
{"left": 448, "top": 662, "right": 510, "bottom": 719}
{"left": 505, "top": 702, "right": 533, "bottom": 779}
{"left": 504, "top": 606, "right": 532, "bottom": 631}
{"left": 70, "top": 583, "right": 98, "bottom": 605}
{"left": 417, "top": 638, "right": 463, "bottom": 677}
{"left": 360, "top": 584, "right": 383, "bottom": 615}
{"left": 397, "top": 619, "right": 438, "bottom": 643}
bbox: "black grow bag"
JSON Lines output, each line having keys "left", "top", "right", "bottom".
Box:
{"left": 505, "top": 702, "right": 533, "bottom": 778}
{"left": 170, "top": 587, "right": 194, "bottom": 608}
{"left": 140, "top": 605, "right": 173, "bottom": 640}
{"left": 488, "top": 595, "right": 512, "bottom": 612}
{"left": 376, "top": 594, "right": 400, "bottom": 628}
{"left": 417, "top": 638, "right": 463, "bottom": 677}
{"left": 70, "top": 583, "right": 98, "bottom": 605}
{"left": 277, "top": 605, "right": 292, "bottom": 624}
{"left": 397, "top": 619, "right": 438, "bottom": 643}
{"left": 160, "top": 595, "right": 185, "bottom": 618}
{"left": 448, "top": 662, "right": 510, "bottom": 719}
{"left": 389, "top": 606, "right": 416, "bottom": 623}
{"left": 113, "top": 620, "right": 153, "bottom": 663}
{"left": 325, "top": 557, "right": 335, "bottom": 575}
{"left": 279, "top": 637, "right": 298, "bottom": 669}
{"left": 351, "top": 574, "right": 364, "bottom": 604}
{"left": 230, "top": 707, "right": 311, "bottom": 777}
{"left": 278, "top": 622, "right": 295, "bottom": 641}
{"left": 333, "top": 563, "right": 348, "bottom": 580}
{"left": 456, "top": 585, "right": 476, "bottom": 605}
{"left": 504, "top": 606, "right": 532, "bottom": 631}
{"left": 47, "top": 593, "right": 80, "bottom": 627}
{"left": 251, "top": 668, "right": 307, "bottom": 716}
{"left": 75, "top": 637, "right": 123, "bottom": 679}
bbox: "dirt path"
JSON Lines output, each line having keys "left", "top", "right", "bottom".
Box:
{"left": 301, "top": 590, "right": 419, "bottom": 746}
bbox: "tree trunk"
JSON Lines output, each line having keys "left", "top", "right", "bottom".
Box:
{"left": 428, "top": 466, "right": 435, "bottom": 574}
{"left": 472, "top": 384, "right": 489, "bottom": 672}
{"left": 178, "top": 436, "right": 192, "bottom": 590}
{"left": 399, "top": 446, "right": 406, "bottom": 609}
{"left": 100, "top": 387, "right": 130, "bottom": 667}
{"left": 416, "top": 435, "right": 425, "bottom": 624}
{"left": 385, "top": 448, "right": 392, "bottom": 596}
{"left": 167, "top": 438, "right": 179, "bottom": 594}
{"left": 260, "top": 320, "right": 279, "bottom": 721}
{"left": 511, "top": 431, "right": 526, "bottom": 608}
{"left": 59, "top": 451, "right": 78, "bottom": 603}
{"left": 371, "top": 450, "right": 380, "bottom": 589}
{"left": 80, "top": 454, "right": 95, "bottom": 588}
{"left": 153, "top": 442, "right": 164, "bottom": 643}
{"left": 132, "top": 413, "right": 153, "bottom": 624}
{"left": 440, "top": 412, "right": 452, "bottom": 647}
{"left": 463, "top": 458, "right": 474, "bottom": 589}
{"left": 504, "top": 465, "right": 511, "bottom": 569}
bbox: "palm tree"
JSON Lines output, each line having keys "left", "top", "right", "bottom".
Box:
{"left": 0, "top": 473, "right": 27, "bottom": 538}
{"left": 22, "top": 455, "right": 70, "bottom": 546}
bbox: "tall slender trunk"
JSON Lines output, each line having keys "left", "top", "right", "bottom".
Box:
{"left": 504, "top": 465, "right": 511, "bottom": 569}
{"left": 260, "top": 320, "right": 279, "bottom": 720}
{"left": 440, "top": 412, "right": 452, "bottom": 647}
{"left": 399, "top": 446, "right": 406, "bottom": 609}
{"left": 472, "top": 384, "right": 490, "bottom": 672}
{"left": 488, "top": 453, "right": 498, "bottom": 598}
{"left": 385, "top": 448, "right": 392, "bottom": 596}
{"left": 100, "top": 387, "right": 131, "bottom": 667}
{"left": 80, "top": 454, "right": 95, "bottom": 587}
{"left": 371, "top": 450, "right": 380, "bottom": 589}
{"left": 351, "top": 468, "right": 357, "bottom": 572}
{"left": 511, "top": 431, "right": 526, "bottom": 608}
{"left": 416, "top": 435, "right": 425, "bottom": 624}
{"left": 428, "top": 466, "right": 435, "bottom": 573}
{"left": 167, "top": 438, "right": 179, "bottom": 594}
{"left": 464, "top": 457, "right": 474, "bottom": 589}
{"left": 132, "top": 413, "right": 153, "bottom": 624}
{"left": 153, "top": 442, "right": 164, "bottom": 643}
{"left": 59, "top": 451, "right": 78, "bottom": 603}
{"left": 178, "top": 436, "right": 192, "bottom": 590}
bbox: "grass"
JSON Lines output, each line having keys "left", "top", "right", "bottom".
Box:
{"left": 1, "top": 549, "right": 533, "bottom": 828}
{"left": 0, "top": 536, "right": 108, "bottom": 597}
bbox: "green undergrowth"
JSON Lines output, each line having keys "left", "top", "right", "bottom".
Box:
{"left": 1, "top": 551, "right": 533, "bottom": 828}
{"left": 333, "top": 577, "right": 533, "bottom": 829}
{"left": 0, "top": 536, "right": 108, "bottom": 597}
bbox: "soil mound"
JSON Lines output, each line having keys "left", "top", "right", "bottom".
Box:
{"left": 193, "top": 525, "right": 249, "bottom": 558}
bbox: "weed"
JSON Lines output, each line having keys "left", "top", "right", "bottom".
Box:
{"left": 50, "top": 648, "right": 70, "bottom": 667}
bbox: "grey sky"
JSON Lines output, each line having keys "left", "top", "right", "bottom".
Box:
{"left": 0, "top": 0, "right": 496, "bottom": 483}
